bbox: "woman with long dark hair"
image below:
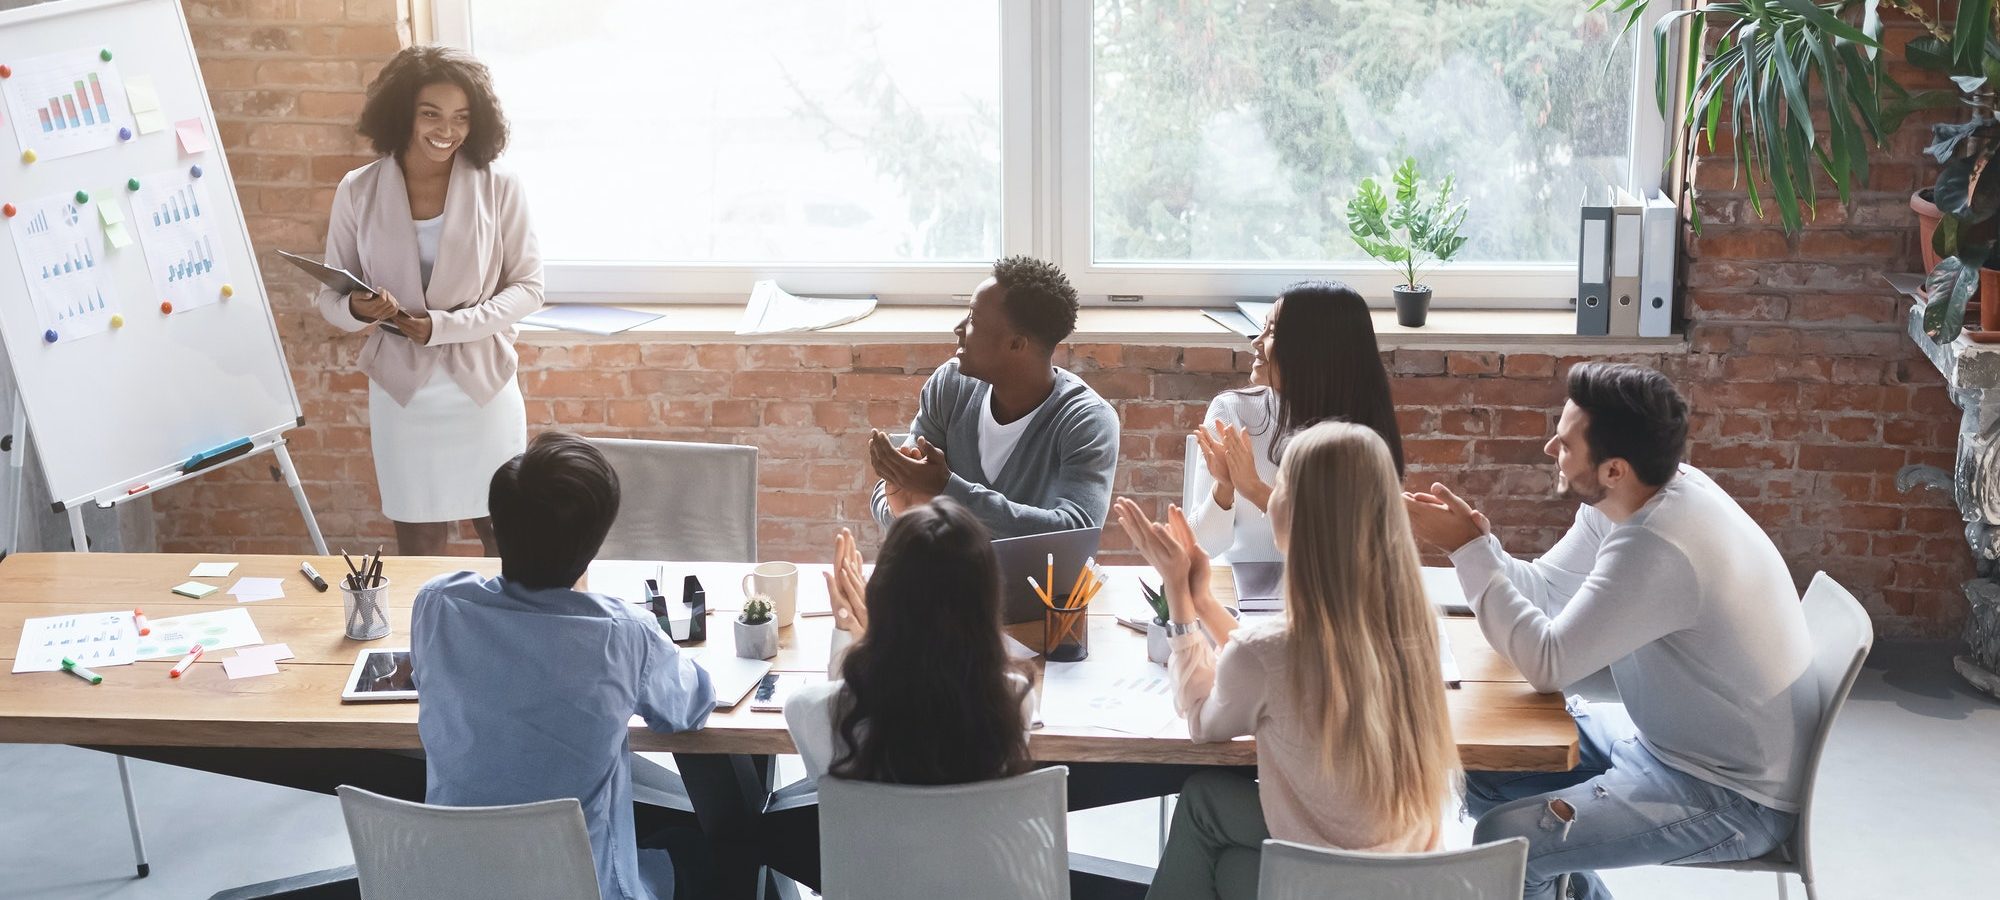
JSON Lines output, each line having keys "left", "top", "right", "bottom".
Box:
{"left": 1187, "top": 281, "right": 1403, "bottom": 563}
{"left": 785, "top": 498, "right": 1034, "bottom": 784}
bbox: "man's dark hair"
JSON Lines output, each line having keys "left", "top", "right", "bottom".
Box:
{"left": 990, "top": 255, "right": 1080, "bottom": 350}
{"left": 357, "top": 45, "right": 510, "bottom": 167}
{"left": 1566, "top": 362, "right": 1689, "bottom": 487}
{"left": 488, "top": 431, "right": 619, "bottom": 589}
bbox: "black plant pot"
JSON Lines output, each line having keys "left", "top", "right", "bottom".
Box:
{"left": 1393, "top": 285, "right": 1432, "bottom": 327}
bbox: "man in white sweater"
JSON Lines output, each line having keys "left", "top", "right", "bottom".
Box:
{"left": 1406, "top": 363, "right": 1816, "bottom": 900}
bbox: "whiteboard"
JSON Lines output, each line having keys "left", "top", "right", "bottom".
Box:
{"left": 0, "top": 0, "right": 302, "bottom": 510}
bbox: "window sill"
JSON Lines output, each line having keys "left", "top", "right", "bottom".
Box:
{"left": 516, "top": 304, "right": 1682, "bottom": 352}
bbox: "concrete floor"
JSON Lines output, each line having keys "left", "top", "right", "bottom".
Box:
{"left": 3, "top": 640, "right": 1995, "bottom": 899}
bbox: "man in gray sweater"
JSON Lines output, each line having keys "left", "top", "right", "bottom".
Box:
{"left": 1406, "top": 363, "right": 1815, "bottom": 900}
{"left": 869, "top": 256, "right": 1118, "bottom": 540}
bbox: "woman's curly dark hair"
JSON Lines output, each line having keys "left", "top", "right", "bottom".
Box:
{"left": 357, "top": 46, "right": 509, "bottom": 168}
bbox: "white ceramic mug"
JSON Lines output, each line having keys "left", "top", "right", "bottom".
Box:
{"left": 742, "top": 562, "right": 799, "bottom": 627}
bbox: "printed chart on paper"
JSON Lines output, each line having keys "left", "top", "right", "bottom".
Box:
{"left": 1, "top": 47, "right": 133, "bottom": 161}
{"left": 131, "top": 173, "right": 229, "bottom": 313}
{"left": 7, "top": 191, "right": 122, "bottom": 342}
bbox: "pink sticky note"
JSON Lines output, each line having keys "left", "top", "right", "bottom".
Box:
{"left": 174, "top": 117, "right": 210, "bottom": 155}
{"left": 223, "top": 655, "right": 279, "bottom": 679}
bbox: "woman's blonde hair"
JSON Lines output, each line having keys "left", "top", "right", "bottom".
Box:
{"left": 1279, "top": 421, "right": 1459, "bottom": 838}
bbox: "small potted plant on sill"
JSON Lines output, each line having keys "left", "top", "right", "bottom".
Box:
{"left": 1140, "top": 579, "right": 1171, "bottom": 665}
{"left": 1344, "top": 156, "right": 1469, "bottom": 328}
{"left": 735, "top": 596, "right": 778, "bottom": 661}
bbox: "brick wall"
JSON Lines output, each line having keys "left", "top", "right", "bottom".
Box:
{"left": 164, "top": 2, "right": 1969, "bottom": 638}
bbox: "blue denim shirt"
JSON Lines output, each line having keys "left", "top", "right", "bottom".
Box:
{"left": 411, "top": 572, "right": 714, "bottom": 900}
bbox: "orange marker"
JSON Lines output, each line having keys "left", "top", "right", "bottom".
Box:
{"left": 169, "top": 643, "right": 203, "bottom": 678}
{"left": 133, "top": 609, "right": 150, "bottom": 636}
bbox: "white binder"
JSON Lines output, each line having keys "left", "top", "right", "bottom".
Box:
{"left": 1640, "top": 192, "right": 1679, "bottom": 337}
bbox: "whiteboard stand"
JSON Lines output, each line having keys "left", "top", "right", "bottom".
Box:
{"left": 45, "top": 417, "right": 328, "bottom": 556}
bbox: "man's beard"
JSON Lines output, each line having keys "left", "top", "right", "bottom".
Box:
{"left": 1556, "top": 469, "right": 1608, "bottom": 505}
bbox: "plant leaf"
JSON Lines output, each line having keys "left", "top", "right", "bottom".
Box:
{"left": 1924, "top": 256, "right": 1984, "bottom": 343}
{"left": 1956, "top": 0, "right": 1995, "bottom": 73}
{"left": 1773, "top": 0, "right": 1880, "bottom": 47}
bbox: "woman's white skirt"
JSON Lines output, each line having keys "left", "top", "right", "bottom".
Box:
{"left": 368, "top": 369, "right": 527, "bottom": 523}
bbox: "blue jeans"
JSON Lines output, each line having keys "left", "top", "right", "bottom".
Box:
{"left": 1465, "top": 700, "right": 1796, "bottom": 900}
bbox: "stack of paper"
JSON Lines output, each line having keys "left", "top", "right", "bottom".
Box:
{"left": 736, "top": 281, "right": 876, "bottom": 335}
{"left": 228, "top": 577, "right": 286, "bottom": 603}
{"left": 12, "top": 611, "right": 138, "bottom": 673}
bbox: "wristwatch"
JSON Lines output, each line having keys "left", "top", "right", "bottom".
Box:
{"left": 1163, "top": 620, "right": 1201, "bottom": 639}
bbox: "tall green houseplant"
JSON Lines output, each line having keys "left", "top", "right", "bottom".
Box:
{"left": 1595, "top": 0, "right": 1999, "bottom": 341}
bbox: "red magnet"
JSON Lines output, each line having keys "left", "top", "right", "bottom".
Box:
{"left": 159, "top": 301, "right": 173, "bottom": 315}
{"left": 1, "top": 204, "right": 14, "bottom": 218}
{"left": 0, "top": 65, "right": 11, "bottom": 78}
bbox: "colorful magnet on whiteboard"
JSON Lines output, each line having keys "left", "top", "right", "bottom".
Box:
{"left": 20, "top": 150, "right": 35, "bottom": 163}
{"left": 159, "top": 301, "right": 173, "bottom": 315}
{"left": 220, "top": 284, "right": 234, "bottom": 298}
{"left": 119, "top": 127, "right": 132, "bottom": 141}
{"left": 1, "top": 204, "right": 13, "bottom": 218}
{"left": 44, "top": 330, "right": 57, "bottom": 343}
{"left": 0, "top": 65, "right": 11, "bottom": 78}
{"left": 74, "top": 190, "right": 88, "bottom": 204}
{"left": 110, "top": 315, "right": 125, "bottom": 329}
{"left": 189, "top": 165, "right": 202, "bottom": 178}
{"left": 100, "top": 49, "right": 113, "bottom": 62}
{"left": 127, "top": 178, "right": 140, "bottom": 191}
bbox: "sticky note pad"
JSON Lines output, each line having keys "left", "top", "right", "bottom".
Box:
{"left": 171, "top": 581, "right": 219, "bottom": 599}
{"left": 189, "top": 562, "right": 237, "bottom": 577}
{"left": 135, "top": 109, "right": 166, "bottom": 135}
{"left": 98, "top": 200, "right": 124, "bottom": 226}
{"left": 125, "top": 76, "right": 161, "bottom": 113}
{"left": 174, "top": 118, "right": 210, "bottom": 155}
{"left": 223, "top": 655, "right": 279, "bottom": 680}
{"left": 104, "top": 221, "right": 132, "bottom": 249}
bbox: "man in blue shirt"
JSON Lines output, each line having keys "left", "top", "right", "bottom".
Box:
{"left": 412, "top": 431, "right": 715, "bottom": 900}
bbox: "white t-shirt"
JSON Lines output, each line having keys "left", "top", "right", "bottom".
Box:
{"left": 415, "top": 213, "right": 444, "bottom": 289}
{"left": 977, "top": 389, "right": 1039, "bottom": 481}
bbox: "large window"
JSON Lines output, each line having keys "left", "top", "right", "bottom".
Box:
{"left": 437, "top": 1, "right": 1665, "bottom": 305}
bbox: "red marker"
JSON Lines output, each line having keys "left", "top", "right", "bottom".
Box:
{"left": 133, "top": 609, "right": 150, "bottom": 636}
{"left": 127, "top": 484, "right": 149, "bottom": 495}
{"left": 169, "top": 643, "right": 204, "bottom": 678}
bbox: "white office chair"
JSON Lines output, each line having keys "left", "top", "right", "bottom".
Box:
{"left": 336, "top": 785, "right": 602, "bottom": 900}
{"left": 588, "top": 437, "right": 758, "bottom": 563}
{"left": 818, "top": 766, "right": 1070, "bottom": 900}
{"left": 1670, "top": 571, "right": 1874, "bottom": 900}
{"left": 1256, "top": 837, "right": 1528, "bottom": 899}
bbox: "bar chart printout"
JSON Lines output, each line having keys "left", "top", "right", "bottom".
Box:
{"left": 1, "top": 47, "right": 132, "bottom": 161}
{"left": 6, "top": 192, "right": 122, "bottom": 343}
{"left": 132, "top": 173, "right": 230, "bottom": 313}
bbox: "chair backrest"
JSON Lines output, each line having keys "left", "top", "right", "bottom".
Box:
{"left": 1256, "top": 837, "right": 1528, "bottom": 900}
{"left": 588, "top": 437, "right": 758, "bottom": 562}
{"left": 818, "top": 766, "right": 1069, "bottom": 900}
{"left": 1182, "top": 433, "right": 1201, "bottom": 510}
{"left": 336, "top": 785, "right": 601, "bottom": 900}
{"left": 1788, "top": 571, "right": 1875, "bottom": 873}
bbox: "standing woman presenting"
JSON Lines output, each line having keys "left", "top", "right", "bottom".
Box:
{"left": 315, "top": 46, "right": 542, "bottom": 556}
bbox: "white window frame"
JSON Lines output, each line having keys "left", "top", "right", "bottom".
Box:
{"left": 430, "top": 0, "right": 1668, "bottom": 308}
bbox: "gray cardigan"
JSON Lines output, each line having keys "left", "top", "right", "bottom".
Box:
{"left": 871, "top": 361, "right": 1119, "bottom": 539}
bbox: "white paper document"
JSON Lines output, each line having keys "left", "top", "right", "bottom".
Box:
{"left": 1037, "top": 661, "right": 1179, "bottom": 737}
{"left": 736, "top": 280, "right": 876, "bottom": 335}
{"left": 228, "top": 577, "right": 286, "bottom": 603}
{"left": 13, "top": 611, "right": 137, "bottom": 673}
{"left": 189, "top": 562, "right": 238, "bottom": 577}
{"left": 135, "top": 608, "right": 262, "bottom": 659}
{"left": 223, "top": 655, "right": 280, "bottom": 680}
{"left": 235, "top": 643, "right": 294, "bottom": 663}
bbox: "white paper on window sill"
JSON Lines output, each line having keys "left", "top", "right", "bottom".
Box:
{"left": 736, "top": 280, "right": 876, "bottom": 335}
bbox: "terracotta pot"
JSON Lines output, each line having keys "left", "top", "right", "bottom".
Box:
{"left": 1984, "top": 266, "right": 2000, "bottom": 334}
{"left": 1914, "top": 189, "right": 1943, "bottom": 274}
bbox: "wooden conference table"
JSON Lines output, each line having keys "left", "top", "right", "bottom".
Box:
{"left": 0, "top": 553, "right": 1577, "bottom": 896}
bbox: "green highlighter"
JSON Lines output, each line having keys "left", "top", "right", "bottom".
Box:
{"left": 61, "top": 657, "right": 104, "bottom": 685}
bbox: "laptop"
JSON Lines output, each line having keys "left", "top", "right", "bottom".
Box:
{"left": 991, "top": 526, "right": 1104, "bottom": 624}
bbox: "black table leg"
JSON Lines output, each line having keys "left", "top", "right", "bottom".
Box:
{"left": 675, "top": 751, "right": 784, "bottom": 900}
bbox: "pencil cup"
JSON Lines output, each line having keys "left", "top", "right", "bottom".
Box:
{"left": 1043, "top": 605, "right": 1088, "bottom": 663}
{"left": 342, "top": 578, "right": 391, "bottom": 641}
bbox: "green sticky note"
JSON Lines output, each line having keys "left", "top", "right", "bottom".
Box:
{"left": 104, "top": 221, "right": 131, "bottom": 249}
{"left": 135, "top": 109, "right": 166, "bottom": 135}
{"left": 98, "top": 198, "right": 123, "bottom": 226}
{"left": 125, "top": 76, "right": 160, "bottom": 113}
{"left": 171, "top": 581, "right": 219, "bottom": 599}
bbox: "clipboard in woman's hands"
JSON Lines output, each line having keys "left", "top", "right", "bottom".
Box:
{"left": 277, "top": 249, "right": 378, "bottom": 296}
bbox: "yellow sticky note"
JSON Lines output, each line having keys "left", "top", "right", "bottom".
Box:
{"left": 98, "top": 198, "right": 124, "bottom": 226}
{"left": 104, "top": 221, "right": 132, "bottom": 249}
{"left": 135, "top": 109, "right": 166, "bottom": 135}
{"left": 125, "top": 76, "right": 161, "bottom": 113}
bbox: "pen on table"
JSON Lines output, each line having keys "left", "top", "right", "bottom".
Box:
{"left": 61, "top": 657, "right": 103, "bottom": 685}
{"left": 300, "top": 561, "right": 329, "bottom": 592}
{"left": 169, "top": 643, "right": 204, "bottom": 679}
{"left": 132, "top": 608, "right": 150, "bottom": 636}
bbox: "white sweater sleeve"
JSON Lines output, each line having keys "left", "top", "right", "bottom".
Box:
{"left": 1453, "top": 524, "right": 1702, "bottom": 693}
{"left": 1168, "top": 632, "right": 1267, "bottom": 742}
{"left": 1186, "top": 395, "right": 1238, "bottom": 557}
